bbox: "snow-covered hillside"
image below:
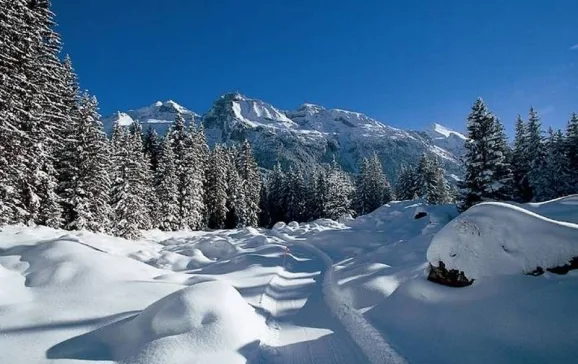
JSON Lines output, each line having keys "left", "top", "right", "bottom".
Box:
{"left": 103, "top": 93, "right": 465, "bottom": 180}
{"left": 1, "top": 196, "right": 577, "bottom": 364}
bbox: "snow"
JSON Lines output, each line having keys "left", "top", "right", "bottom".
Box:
{"left": 2, "top": 197, "right": 578, "bottom": 364}
{"left": 431, "top": 122, "right": 466, "bottom": 140}
{"left": 427, "top": 201, "right": 578, "bottom": 279}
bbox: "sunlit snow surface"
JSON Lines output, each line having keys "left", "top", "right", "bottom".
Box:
{"left": 1, "top": 198, "right": 577, "bottom": 363}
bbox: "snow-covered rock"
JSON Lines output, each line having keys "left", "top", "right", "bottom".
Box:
{"left": 101, "top": 281, "right": 266, "bottom": 363}
{"left": 427, "top": 202, "right": 578, "bottom": 281}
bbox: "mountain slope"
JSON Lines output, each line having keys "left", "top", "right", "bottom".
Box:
{"left": 103, "top": 93, "right": 466, "bottom": 180}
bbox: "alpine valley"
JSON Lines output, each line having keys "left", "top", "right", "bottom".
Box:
{"left": 104, "top": 93, "right": 466, "bottom": 180}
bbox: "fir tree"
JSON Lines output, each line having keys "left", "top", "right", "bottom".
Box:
{"left": 325, "top": 159, "right": 354, "bottom": 220}
{"left": 394, "top": 165, "right": 418, "bottom": 201}
{"left": 155, "top": 137, "right": 180, "bottom": 231}
{"left": 460, "top": 99, "right": 511, "bottom": 210}
{"left": 283, "top": 167, "right": 308, "bottom": 222}
{"left": 109, "top": 123, "right": 145, "bottom": 239}
{"left": 354, "top": 153, "right": 393, "bottom": 215}
{"left": 236, "top": 140, "right": 261, "bottom": 227}
{"left": 267, "top": 163, "right": 286, "bottom": 225}
{"left": 525, "top": 107, "right": 547, "bottom": 200}
{"left": 225, "top": 147, "right": 247, "bottom": 228}
{"left": 511, "top": 115, "right": 532, "bottom": 202}
{"left": 205, "top": 146, "right": 228, "bottom": 229}
{"left": 565, "top": 113, "right": 578, "bottom": 193}
{"left": 143, "top": 126, "right": 161, "bottom": 173}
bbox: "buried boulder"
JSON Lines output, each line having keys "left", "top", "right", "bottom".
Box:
{"left": 98, "top": 280, "right": 266, "bottom": 363}
{"left": 427, "top": 201, "right": 578, "bottom": 286}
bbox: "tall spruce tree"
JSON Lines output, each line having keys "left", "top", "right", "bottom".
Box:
{"left": 354, "top": 153, "right": 393, "bottom": 215}
{"left": 143, "top": 126, "right": 161, "bottom": 173}
{"left": 283, "top": 167, "right": 308, "bottom": 222}
{"left": 538, "top": 128, "right": 570, "bottom": 200}
{"left": 109, "top": 123, "right": 145, "bottom": 239}
{"left": 155, "top": 137, "right": 180, "bottom": 231}
{"left": 267, "top": 163, "right": 286, "bottom": 225}
{"left": 325, "top": 159, "right": 354, "bottom": 220}
{"left": 565, "top": 113, "right": 578, "bottom": 193}
{"left": 236, "top": 140, "right": 261, "bottom": 227}
{"left": 205, "top": 145, "right": 228, "bottom": 229}
{"left": 525, "top": 108, "right": 547, "bottom": 201}
{"left": 511, "top": 115, "right": 532, "bottom": 201}
{"left": 460, "top": 99, "right": 511, "bottom": 210}
{"left": 60, "top": 93, "right": 112, "bottom": 232}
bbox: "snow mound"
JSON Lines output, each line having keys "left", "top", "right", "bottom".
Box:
{"left": 520, "top": 194, "right": 578, "bottom": 224}
{"left": 104, "top": 281, "right": 265, "bottom": 363}
{"left": 161, "top": 236, "right": 238, "bottom": 260}
{"left": 427, "top": 202, "right": 578, "bottom": 279}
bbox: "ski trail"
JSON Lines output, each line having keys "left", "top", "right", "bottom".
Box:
{"left": 253, "top": 241, "right": 368, "bottom": 364}
{"left": 267, "top": 231, "right": 409, "bottom": 364}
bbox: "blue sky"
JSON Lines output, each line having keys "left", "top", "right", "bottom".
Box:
{"left": 53, "top": 0, "right": 578, "bottom": 134}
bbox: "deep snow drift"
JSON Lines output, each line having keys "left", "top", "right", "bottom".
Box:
{"left": 1, "top": 197, "right": 577, "bottom": 364}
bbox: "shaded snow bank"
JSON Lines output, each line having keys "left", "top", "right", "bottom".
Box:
{"left": 427, "top": 202, "right": 578, "bottom": 279}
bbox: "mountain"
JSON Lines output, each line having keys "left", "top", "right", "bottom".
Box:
{"left": 103, "top": 100, "right": 199, "bottom": 134}
{"left": 103, "top": 93, "right": 466, "bottom": 181}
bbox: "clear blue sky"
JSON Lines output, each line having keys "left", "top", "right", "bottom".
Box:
{"left": 53, "top": 0, "right": 578, "bottom": 134}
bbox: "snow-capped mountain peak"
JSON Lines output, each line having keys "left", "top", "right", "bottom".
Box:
{"left": 103, "top": 93, "right": 466, "bottom": 180}
{"left": 429, "top": 122, "right": 467, "bottom": 140}
{"left": 103, "top": 100, "right": 199, "bottom": 134}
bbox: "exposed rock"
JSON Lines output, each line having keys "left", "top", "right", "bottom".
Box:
{"left": 529, "top": 257, "right": 578, "bottom": 276}
{"left": 427, "top": 261, "right": 474, "bottom": 287}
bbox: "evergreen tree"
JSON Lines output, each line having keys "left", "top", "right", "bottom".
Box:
{"left": 525, "top": 108, "right": 547, "bottom": 200}
{"left": 168, "top": 115, "right": 205, "bottom": 230}
{"left": 511, "top": 115, "right": 532, "bottom": 201}
{"left": 205, "top": 146, "right": 228, "bottom": 229}
{"left": 59, "top": 93, "right": 111, "bottom": 232}
{"left": 394, "top": 165, "right": 418, "bottom": 201}
{"left": 538, "top": 128, "right": 569, "bottom": 200}
{"left": 283, "top": 167, "right": 307, "bottom": 222}
{"left": 143, "top": 127, "right": 161, "bottom": 173}
{"left": 225, "top": 147, "right": 247, "bottom": 228}
{"left": 460, "top": 99, "right": 511, "bottom": 210}
{"left": 236, "top": 140, "right": 261, "bottom": 227}
{"left": 267, "top": 163, "right": 286, "bottom": 225}
{"left": 325, "top": 159, "right": 354, "bottom": 220}
{"left": 109, "top": 124, "right": 145, "bottom": 239}
{"left": 155, "top": 137, "right": 180, "bottom": 231}
{"left": 565, "top": 113, "right": 578, "bottom": 193}
{"left": 354, "top": 153, "right": 393, "bottom": 215}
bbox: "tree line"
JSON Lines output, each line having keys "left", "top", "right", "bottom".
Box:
{"left": 459, "top": 98, "right": 578, "bottom": 210}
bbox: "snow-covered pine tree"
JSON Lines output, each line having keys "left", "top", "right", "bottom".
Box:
{"left": 354, "top": 153, "right": 393, "bottom": 215}
{"left": 266, "top": 162, "right": 286, "bottom": 225}
{"left": 128, "top": 122, "right": 153, "bottom": 230}
{"left": 143, "top": 126, "right": 161, "bottom": 173}
{"left": 283, "top": 167, "right": 307, "bottom": 222}
{"left": 565, "top": 113, "right": 578, "bottom": 193}
{"left": 0, "top": 0, "right": 39, "bottom": 224}
{"left": 225, "top": 146, "right": 247, "bottom": 228}
{"left": 236, "top": 140, "right": 261, "bottom": 227}
{"left": 394, "top": 165, "right": 417, "bottom": 201}
{"left": 312, "top": 168, "right": 330, "bottom": 220}
{"left": 511, "top": 115, "right": 532, "bottom": 202}
{"left": 61, "top": 93, "right": 112, "bottom": 232}
{"left": 525, "top": 108, "right": 547, "bottom": 201}
{"left": 168, "top": 115, "right": 204, "bottom": 230}
{"left": 414, "top": 153, "right": 449, "bottom": 204}
{"left": 325, "top": 158, "right": 354, "bottom": 220}
{"left": 109, "top": 123, "right": 143, "bottom": 239}
{"left": 538, "top": 128, "right": 570, "bottom": 200}
{"left": 205, "top": 145, "right": 228, "bottom": 229}
{"left": 155, "top": 137, "right": 180, "bottom": 231}
{"left": 459, "top": 99, "right": 511, "bottom": 210}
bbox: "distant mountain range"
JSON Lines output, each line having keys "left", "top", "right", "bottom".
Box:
{"left": 103, "top": 93, "right": 466, "bottom": 181}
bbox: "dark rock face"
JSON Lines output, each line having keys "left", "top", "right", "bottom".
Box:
{"left": 529, "top": 257, "right": 578, "bottom": 276}
{"left": 427, "top": 261, "right": 474, "bottom": 287}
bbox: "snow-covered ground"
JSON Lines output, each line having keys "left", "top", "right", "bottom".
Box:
{"left": 1, "top": 197, "right": 577, "bottom": 364}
